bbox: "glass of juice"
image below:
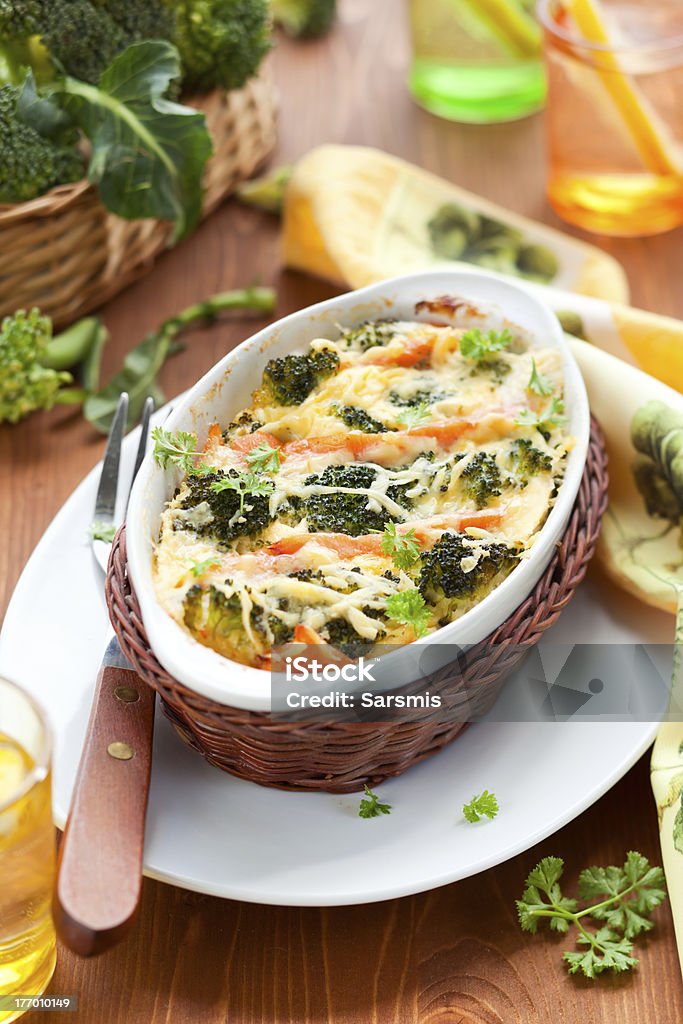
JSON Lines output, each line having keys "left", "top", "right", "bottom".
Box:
{"left": 0, "top": 678, "right": 55, "bottom": 1023}
{"left": 407, "top": 0, "right": 546, "bottom": 123}
{"left": 540, "top": 0, "right": 683, "bottom": 236}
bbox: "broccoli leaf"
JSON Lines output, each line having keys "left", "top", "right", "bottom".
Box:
{"left": 23, "top": 41, "right": 212, "bottom": 240}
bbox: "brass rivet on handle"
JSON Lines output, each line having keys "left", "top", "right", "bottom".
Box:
{"left": 114, "top": 685, "right": 139, "bottom": 703}
{"left": 108, "top": 741, "right": 134, "bottom": 761}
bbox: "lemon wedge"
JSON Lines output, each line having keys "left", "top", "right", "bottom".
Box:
{"left": 568, "top": 0, "right": 681, "bottom": 175}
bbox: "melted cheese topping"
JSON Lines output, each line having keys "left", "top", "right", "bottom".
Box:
{"left": 153, "top": 316, "right": 573, "bottom": 668}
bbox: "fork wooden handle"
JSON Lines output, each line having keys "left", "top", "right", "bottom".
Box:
{"left": 54, "top": 661, "right": 156, "bottom": 957}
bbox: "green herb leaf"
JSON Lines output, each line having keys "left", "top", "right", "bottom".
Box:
{"left": 460, "top": 327, "right": 512, "bottom": 363}
{"left": 33, "top": 42, "right": 213, "bottom": 241}
{"left": 152, "top": 427, "right": 203, "bottom": 473}
{"left": 527, "top": 358, "right": 554, "bottom": 397}
{"left": 189, "top": 557, "right": 220, "bottom": 578}
{"left": 515, "top": 397, "right": 567, "bottom": 438}
{"left": 396, "top": 402, "right": 431, "bottom": 427}
{"left": 516, "top": 851, "right": 666, "bottom": 979}
{"left": 381, "top": 522, "right": 421, "bottom": 571}
{"left": 386, "top": 588, "right": 430, "bottom": 638}
{"left": 245, "top": 441, "right": 283, "bottom": 474}
{"left": 358, "top": 784, "right": 392, "bottom": 818}
{"left": 463, "top": 790, "right": 499, "bottom": 823}
{"left": 210, "top": 471, "right": 275, "bottom": 515}
{"left": 88, "top": 520, "right": 117, "bottom": 543}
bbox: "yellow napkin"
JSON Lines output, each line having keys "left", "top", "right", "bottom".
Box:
{"left": 282, "top": 144, "right": 683, "bottom": 615}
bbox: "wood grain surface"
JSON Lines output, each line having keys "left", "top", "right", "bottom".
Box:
{"left": 2, "top": 1, "right": 683, "bottom": 1020}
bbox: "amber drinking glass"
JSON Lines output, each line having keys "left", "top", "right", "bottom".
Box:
{"left": 0, "top": 678, "right": 55, "bottom": 1023}
{"left": 540, "top": 0, "right": 683, "bottom": 236}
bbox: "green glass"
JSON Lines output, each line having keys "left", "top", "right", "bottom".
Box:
{"left": 408, "top": 0, "right": 546, "bottom": 123}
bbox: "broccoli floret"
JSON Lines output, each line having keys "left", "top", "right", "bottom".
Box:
{"left": 260, "top": 346, "right": 340, "bottom": 406}
{"left": 510, "top": 438, "right": 552, "bottom": 485}
{"left": 272, "top": 0, "right": 336, "bottom": 38}
{"left": 0, "top": 308, "right": 105, "bottom": 423}
{"left": 178, "top": 469, "right": 272, "bottom": 544}
{"left": 174, "top": 0, "right": 271, "bottom": 93}
{"left": 0, "top": 1, "right": 176, "bottom": 85}
{"left": 333, "top": 404, "right": 388, "bottom": 433}
{"left": 299, "top": 464, "right": 411, "bottom": 536}
{"left": 460, "top": 452, "right": 502, "bottom": 509}
{"left": 418, "top": 533, "right": 519, "bottom": 606}
{"left": 339, "top": 319, "right": 397, "bottom": 352}
{"left": 322, "top": 617, "right": 376, "bottom": 658}
{"left": 0, "top": 83, "right": 82, "bottom": 202}
{"left": 183, "top": 583, "right": 248, "bottom": 657}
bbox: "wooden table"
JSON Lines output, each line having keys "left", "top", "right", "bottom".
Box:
{"left": 3, "top": 2, "right": 683, "bottom": 1020}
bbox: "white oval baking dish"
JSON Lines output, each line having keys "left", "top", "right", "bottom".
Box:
{"left": 126, "top": 269, "right": 590, "bottom": 710}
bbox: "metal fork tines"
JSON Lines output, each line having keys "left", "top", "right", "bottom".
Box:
{"left": 91, "top": 393, "right": 154, "bottom": 574}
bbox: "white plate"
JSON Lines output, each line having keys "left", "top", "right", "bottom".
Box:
{"left": 0, "top": 414, "right": 671, "bottom": 906}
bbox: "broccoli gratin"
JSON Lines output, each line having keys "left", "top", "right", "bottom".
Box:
{"left": 152, "top": 299, "right": 573, "bottom": 668}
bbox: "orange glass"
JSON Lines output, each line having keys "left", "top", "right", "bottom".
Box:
{"left": 540, "top": 0, "right": 683, "bottom": 236}
{"left": 0, "top": 678, "right": 55, "bottom": 1023}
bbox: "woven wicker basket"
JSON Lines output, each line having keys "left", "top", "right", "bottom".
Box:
{"left": 106, "top": 419, "right": 608, "bottom": 794}
{"left": 0, "top": 66, "right": 277, "bottom": 328}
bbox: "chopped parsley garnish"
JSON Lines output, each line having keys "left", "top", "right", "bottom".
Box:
{"left": 460, "top": 327, "right": 512, "bottom": 363}
{"left": 463, "top": 790, "right": 499, "bottom": 822}
{"left": 386, "top": 588, "right": 430, "bottom": 638}
{"left": 381, "top": 522, "right": 421, "bottom": 571}
{"left": 358, "top": 784, "right": 392, "bottom": 818}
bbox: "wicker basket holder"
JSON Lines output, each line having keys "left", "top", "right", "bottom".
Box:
{"left": 106, "top": 418, "right": 608, "bottom": 794}
{"left": 0, "top": 67, "right": 277, "bottom": 327}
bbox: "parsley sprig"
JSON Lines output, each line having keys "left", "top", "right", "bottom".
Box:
{"left": 386, "top": 588, "right": 430, "bottom": 638}
{"left": 210, "top": 472, "right": 275, "bottom": 515}
{"left": 358, "top": 784, "right": 392, "bottom": 818}
{"left": 463, "top": 790, "right": 499, "bottom": 823}
{"left": 527, "top": 358, "right": 554, "bottom": 397}
{"left": 516, "top": 852, "right": 666, "bottom": 979}
{"left": 515, "top": 397, "right": 567, "bottom": 439}
{"left": 460, "top": 327, "right": 512, "bottom": 363}
{"left": 381, "top": 523, "right": 421, "bottom": 571}
{"left": 245, "top": 441, "right": 283, "bottom": 474}
{"left": 89, "top": 520, "right": 117, "bottom": 543}
{"left": 152, "top": 427, "right": 213, "bottom": 475}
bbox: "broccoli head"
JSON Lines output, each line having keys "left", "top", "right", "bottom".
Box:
{"left": 460, "top": 452, "right": 502, "bottom": 509}
{"left": 0, "top": 308, "right": 73, "bottom": 424}
{"left": 0, "top": 1, "right": 176, "bottom": 85}
{"left": 418, "top": 533, "right": 519, "bottom": 606}
{"left": 0, "top": 83, "right": 82, "bottom": 202}
{"left": 272, "top": 0, "right": 337, "bottom": 39}
{"left": 174, "top": 0, "right": 272, "bottom": 93}
{"left": 333, "top": 404, "right": 388, "bottom": 433}
{"left": 259, "top": 346, "right": 340, "bottom": 406}
{"left": 177, "top": 469, "right": 272, "bottom": 544}
{"left": 298, "top": 463, "right": 412, "bottom": 536}
{"left": 510, "top": 438, "right": 552, "bottom": 485}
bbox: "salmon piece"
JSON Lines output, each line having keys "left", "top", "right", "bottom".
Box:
{"left": 267, "top": 510, "right": 505, "bottom": 558}
{"left": 363, "top": 335, "right": 435, "bottom": 368}
{"left": 203, "top": 422, "right": 223, "bottom": 452}
{"left": 230, "top": 431, "right": 283, "bottom": 458}
{"left": 282, "top": 419, "right": 477, "bottom": 463}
